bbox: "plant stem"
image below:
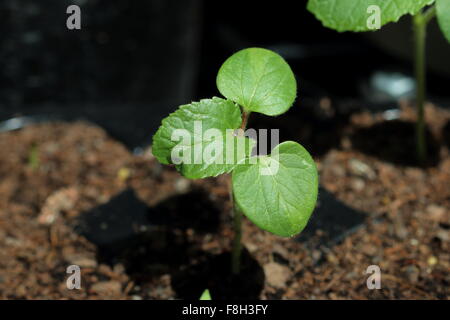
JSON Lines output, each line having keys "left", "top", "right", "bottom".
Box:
{"left": 414, "top": 12, "right": 427, "bottom": 164}
{"left": 231, "top": 109, "right": 251, "bottom": 275}
{"left": 240, "top": 110, "right": 250, "bottom": 131}
{"left": 413, "top": 13, "right": 426, "bottom": 164}
{"left": 231, "top": 191, "right": 242, "bottom": 275}
{"left": 413, "top": 6, "right": 434, "bottom": 165}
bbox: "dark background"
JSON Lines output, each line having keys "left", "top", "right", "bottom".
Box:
{"left": 1, "top": 0, "right": 449, "bottom": 148}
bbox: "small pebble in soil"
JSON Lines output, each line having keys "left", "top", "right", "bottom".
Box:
{"left": 312, "top": 250, "right": 322, "bottom": 264}
{"left": 351, "top": 178, "right": 365, "bottom": 192}
{"left": 361, "top": 244, "right": 378, "bottom": 256}
{"left": 272, "top": 244, "right": 289, "bottom": 260}
{"left": 426, "top": 205, "right": 446, "bottom": 222}
{"left": 427, "top": 256, "right": 438, "bottom": 267}
{"left": 348, "top": 159, "right": 376, "bottom": 180}
{"left": 90, "top": 281, "right": 122, "bottom": 296}
{"left": 117, "top": 167, "right": 132, "bottom": 182}
{"left": 436, "top": 230, "right": 449, "bottom": 242}
{"left": 404, "top": 265, "right": 420, "bottom": 283}
{"left": 64, "top": 253, "right": 98, "bottom": 269}
{"left": 245, "top": 242, "right": 258, "bottom": 253}
{"left": 264, "top": 262, "right": 292, "bottom": 289}
{"left": 175, "top": 178, "right": 190, "bottom": 194}
{"left": 37, "top": 187, "right": 79, "bottom": 225}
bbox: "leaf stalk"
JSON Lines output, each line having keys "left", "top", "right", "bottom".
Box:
{"left": 413, "top": 5, "right": 435, "bottom": 164}
{"left": 231, "top": 109, "right": 251, "bottom": 274}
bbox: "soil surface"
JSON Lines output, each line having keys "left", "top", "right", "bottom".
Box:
{"left": 0, "top": 103, "right": 449, "bottom": 299}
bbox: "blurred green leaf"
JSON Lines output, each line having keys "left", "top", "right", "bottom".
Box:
{"left": 437, "top": 0, "right": 450, "bottom": 43}
{"left": 307, "top": 0, "right": 435, "bottom": 32}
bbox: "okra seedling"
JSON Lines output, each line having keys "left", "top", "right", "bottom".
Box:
{"left": 152, "top": 48, "right": 318, "bottom": 274}
{"left": 307, "top": 0, "right": 450, "bottom": 164}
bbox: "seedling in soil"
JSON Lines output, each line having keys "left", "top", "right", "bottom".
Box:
{"left": 152, "top": 48, "right": 318, "bottom": 274}
{"left": 307, "top": 0, "right": 450, "bottom": 164}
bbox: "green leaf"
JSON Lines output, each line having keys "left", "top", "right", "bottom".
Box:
{"left": 199, "top": 289, "right": 212, "bottom": 300}
{"left": 152, "top": 97, "right": 255, "bottom": 179}
{"left": 216, "top": 48, "right": 297, "bottom": 116}
{"left": 307, "top": 0, "right": 435, "bottom": 32}
{"left": 232, "top": 141, "right": 318, "bottom": 237}
{"left": 437, "top": 0, "right": 450, "bottom": 43}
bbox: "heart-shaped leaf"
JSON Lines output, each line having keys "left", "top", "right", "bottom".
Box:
{"left": 232, "top": 141, "right": 318, "bottom": 237}
{"left": 437, "top": 0, "right": 450, "bottom": 43}
{"left": 152, "top": 97, "right": 255, "bottom": 179}
{"left": 216, "top": 48, "right": 297, "bottom": 116}
{"left": 307, "top": 0, "right": 435, "bottom": 32}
